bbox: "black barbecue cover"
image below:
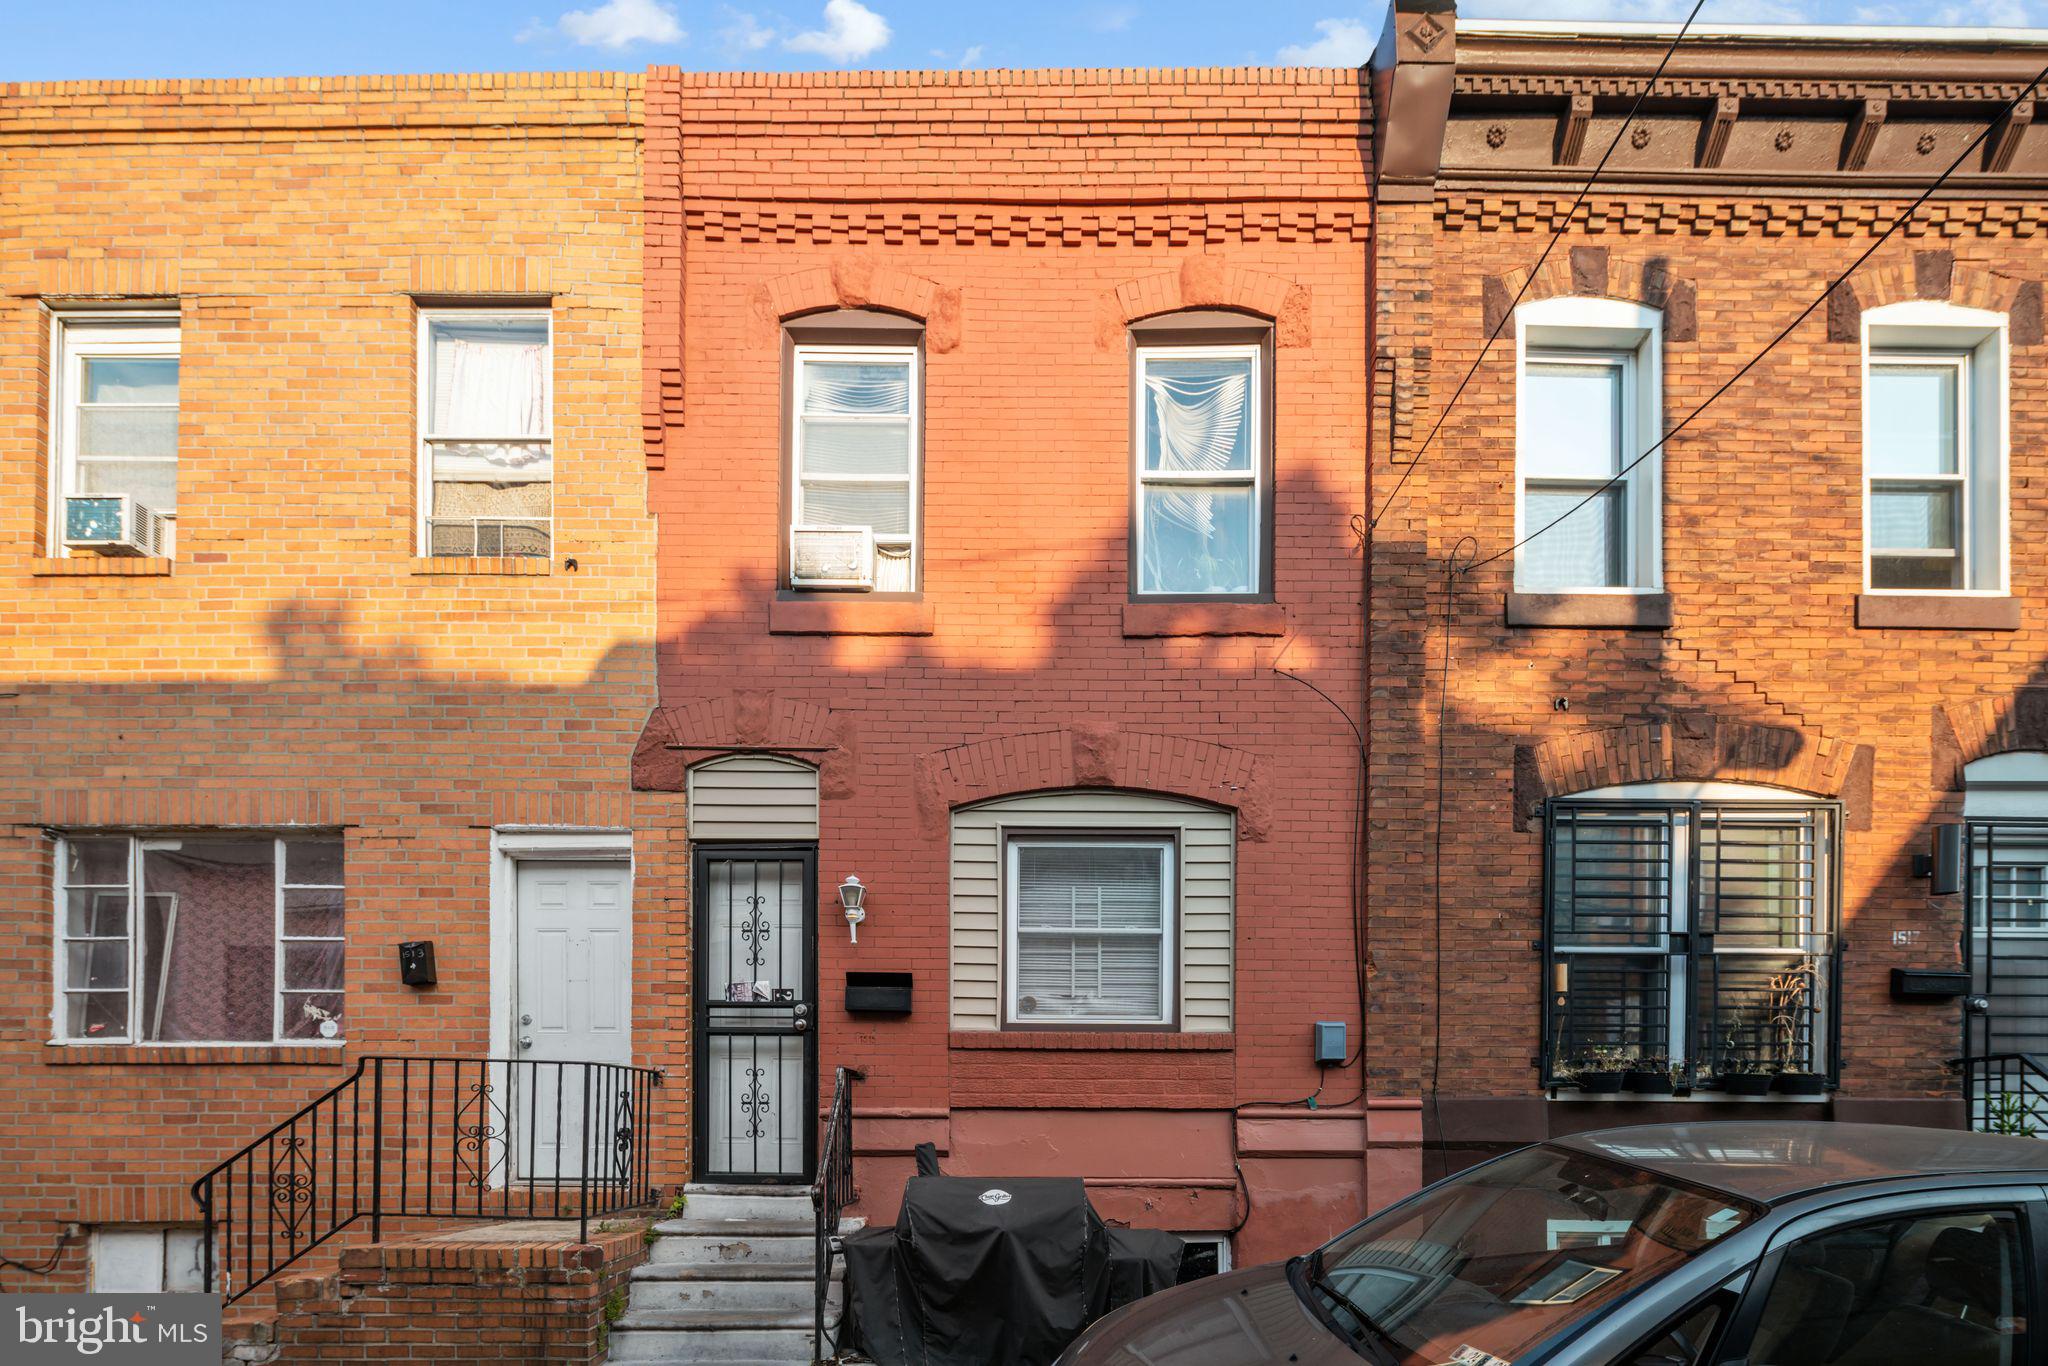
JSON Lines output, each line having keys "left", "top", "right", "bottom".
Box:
{"left": 843, "top": 1175, "right": 1183, "bottom": 1366}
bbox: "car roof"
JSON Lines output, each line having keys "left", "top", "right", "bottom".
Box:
{"left": 1553, "top": 1121, "right": 2048, "bottom": 1205}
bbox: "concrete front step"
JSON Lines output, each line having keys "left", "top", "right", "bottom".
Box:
{"left": 605, "top": 1323, "right": 816, "bottom": 1364}
{"left": 680, "top": 1184, "right": 818, "bottom": 1226}
{"left": 626, "top": 1266, "right": 842, "bottom": 1316}
{"left": 645, "top": 1218, "right": 862, "bottom": 1267}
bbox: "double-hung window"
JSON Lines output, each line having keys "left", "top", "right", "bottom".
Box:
{"left": 1134, "top": 344, "right": 1264, "bottom": 597}
{"left": 790, "top": 345, "right": 918, "bottom": 592}
{"left": 1006, "top": 837, "right": 1174, "bottom": 1026}
{"left": 1514, "top": 299, "right": 1661, "bottom": 594}
{"left": 53, "top": 317, "right": 180, "bottom": 555}
{"left": 1543, "top": 789, "right": 1838, "bottom": 1088}
{"left": 56, "top": 834, "right": 345, "bottom": 1044}
{"left": 419, "top": 309, "right": 553, "bottom": 558}
{"left": 1863, "top": 303, "right": 2007, "bottom": 594}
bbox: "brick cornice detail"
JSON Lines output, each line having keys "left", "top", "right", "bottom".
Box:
{"left": 1108, "top": 255, "right": 1311, "bottom": 347}
{"left": 914, "top": 725, "right": 1266, "bottom": 839}
{"left": 1512, "top": 714, "right": 1874, "bottom": 831}
{"left": 1825, "top": 253, "right": 2042, "bottom": 344}
{"left": 633, "top": 696, "right": 855, "bottom": 798}
{"left": 694, "top": 205, "right": 1370, "bottom": 247}
{"left": 644, "top": 70, "right": 686, "bottom": 469}
{"left": 1439, "top": 195, "right": 2048, "bottom": 240}
{"left": 1934, "top": 689, "right": 2048, "bottom": 791}
{"left": 753, "top": 254, "right": 962, "bottom": 352}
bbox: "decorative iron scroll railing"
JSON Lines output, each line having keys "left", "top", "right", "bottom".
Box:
{"left": 812, "top": 1064, "right": 864, "bottom": 1360}
{"left": 190, "top": 1055, "right": 661, "bottom": 1305}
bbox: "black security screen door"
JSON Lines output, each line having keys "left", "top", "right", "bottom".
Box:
{"left": 693, "top": 845, "right": 818, "bottom": 1184}
{"left": 1963, "top": 819, "right": 2048, "bottom": 1129}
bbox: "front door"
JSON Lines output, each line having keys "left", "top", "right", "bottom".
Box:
{"left": 694, "top": 845, "right": 816, "bottom": 1184}
{"left": 515, "top": 858, "right": 632, "bottom": 1178}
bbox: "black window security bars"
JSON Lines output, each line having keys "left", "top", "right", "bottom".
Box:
{"left": 1542, "top": 800, "right": 1841, "bottom": 1091}
{"left": 190, "top": 1056, "right": 662, "bottom": 1305}
{"left": 1963, "top": 819, "right": 2048, "bottom": 1130}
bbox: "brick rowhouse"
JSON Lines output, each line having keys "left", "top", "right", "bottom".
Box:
{"left": 1371, "top": 5, "right": 2048, "bottom": 1173}
{"left": 635, "top": 64, "right": 1397, "bottom": 1265}
{"left": 0, "top": 71, "right": 679, "bottom": 1307}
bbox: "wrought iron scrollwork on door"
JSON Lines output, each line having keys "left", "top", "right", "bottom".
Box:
{"left": 740, "top": 892, "right": 773, "bottom": 971}
{"left": 740, "top": 1065, "right": 771, "bottom": 1140}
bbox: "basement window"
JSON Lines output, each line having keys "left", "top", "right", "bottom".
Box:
{"left": 419, "top": 308, "right": 553, "bottom": 558}
{"left": 55, "top": 834, "right": 345, "bottom": 1045}
{"left": 90, "top": 1226, "right": 204, "bottom": 1293}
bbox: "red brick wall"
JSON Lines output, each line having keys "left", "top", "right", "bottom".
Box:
{"left": 641, "top": 67, "right": 1391, "bottom": 1263}
{"left": 0, "top": 75, "right": 677, "bottom": 1292}
{"left": 1370, "top": 190, "right": 2048, "bottom": 1152}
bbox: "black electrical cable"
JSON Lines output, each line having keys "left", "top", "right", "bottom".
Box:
{"left": 0, "top": 1228, "right": 75, "bottom": 1287}
{"left": 1469, "top": 57, "right": 2048, "bottom": 575}
{"left": 1369, "top": 0, "right": 1708, "bottom": 532}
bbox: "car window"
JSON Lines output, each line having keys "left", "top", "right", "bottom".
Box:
{"left": 1624, "top": 1295, "right": 1729, "bottom": 1366}
{"left": 1740, "top": 1208, "right": 2029, "bottom": 1366}
{"left": 1302, "top": 1146, "right": 1757, "bottom": 1366}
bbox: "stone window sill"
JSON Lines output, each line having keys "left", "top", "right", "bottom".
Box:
{"left": 46, "top": 1043, "right": 349, "bottom": 1066}
{"left": 770, "top": 594, "right": 934, "bottom": 636}
{"left": 1121, "top": 601, "right": 1286, "bottom": 638}
{"left": 411, "top": 557, "right": 551, "bottom": 576}
{"left": 1507, "top": 592, "right": 1671, "bottom": 630}
{"left": 1856, "top": 593, "right": 2020, "bottom": 631}
{"left": 950, "top": 1030, "right": 1233, "bottom": 1051}
{"left": 31, "top": 556, "right": 173, "bottom": 577}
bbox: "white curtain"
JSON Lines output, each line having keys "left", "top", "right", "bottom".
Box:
{"left": 1145, "top": 371, "right": 1247, "bottom": 539}
{"left": 431, "top": 325, "right": 550, "bottom": 479}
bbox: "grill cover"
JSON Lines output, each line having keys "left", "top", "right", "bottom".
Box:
{"left": 843, "top": 1175, "right": 1183, "bottom": 1366}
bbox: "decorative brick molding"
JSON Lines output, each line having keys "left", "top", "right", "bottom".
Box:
{"left": 1481, "top": 247, "right": 1698, "bottom": 342}
{"left": 1107, "top": 255, "right": 1311, "bottom": 347}
{"left": 695, "top": 206, "right": 1371, "bottom": 249}
{"left": 753, "top": 254, "right": 962, "bottom": 352}
{"left": 38, "top": 789, "right": 345, "bottom": 829}
{"left": 482, "top": 791, "right": 638, "bottom": 830}
{"left": 949, "top": 1030, "right": 1233, "bottom": 1051}
{"left": 1824, "top": 252, "right": 2042, "bottom": 344}
{"left": 73, "top": 1187, "right": 204, "bottom": 1225}
{"left": 29, "top": 556, "right": 173, "bottom": 577}
{"left": 1512, "top": 714, "right": 1874, "bottom": 831}
{"left": 914, "top": 725, "right": 1266, "bottom": 839}
{"left": 6, "top": 255, "right": 180, "bottom": 299}
{"left": 1933, "top": 688, "right": 2048, "bottom": 791}
{"left": 1439, "top": 194, "right": 2048, "bottom": 242}
{"left": 633, "top": 694, "right": 856, "bottom": 798}
{"left": 643, "top": 70, "right": 686, "bottom": 468}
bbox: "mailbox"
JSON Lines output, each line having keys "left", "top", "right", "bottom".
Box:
{"left": 398, "top": 940, "right": 438, "bottom": 987}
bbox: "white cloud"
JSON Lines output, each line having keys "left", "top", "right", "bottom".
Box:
{"left": 784, "top": 0, "right": 892, "bottom": 63}
{"left": 522, "top": 0, "right": 685, "bottom": 49}
{"left": 960, "top": 44, "right": 986, "bottom": 65}
{"left": 1277, "top": 17, "right": 1375, "bottom": 66}
{"left": 1464, "top": 0, "right": 1811, "bottom": 18}
{"left": 720, "top": 7, "right": 777, "bottom": 53}
{"left": 1089, "top": 4, "right": 1138, "bottom": 31}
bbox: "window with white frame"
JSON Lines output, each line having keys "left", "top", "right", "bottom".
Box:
{"left": 790, "top": 345, "right": 919, "bottom": 592}
{"left": 52, "top": 316, "right": 180, "bottom": 555}
{"left": 1134, "top": 344, "right": 1264, "bottom": 596}
{"left": 419, "top": 309, "right": 552, "bottom": 558}
{"left": 90, "top": 1226, "right": 205, "bottom": 1293}
{"left": 1543, "top": 785, "right": 1838, "bottom": 1088}
{"left": 1006, "top": 836, "right": 1174, "bottom": 1025}
{"left": 56, "top": 834, "right": 344, "bottom": 1044}
{"left": 1514, "top": 299, "right": 1662, "bottom": 593}
{"left": 1864, "top": 302, "right": 2008, "bottom": 593}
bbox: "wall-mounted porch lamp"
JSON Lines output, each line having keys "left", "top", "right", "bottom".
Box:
{"left": 839, "top": 875, "right": 867, "bottom": 943}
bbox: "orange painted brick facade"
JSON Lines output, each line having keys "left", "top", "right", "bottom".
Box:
{"left": 638, "top": 67, "right": 1410, "bottom": 1265}
{"left": 0, "top": 74, "right": 679, "bottom": 1296}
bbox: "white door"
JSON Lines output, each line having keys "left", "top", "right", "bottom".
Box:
{"left": 516, "top": 859, "right": 632, "bottom": 1179}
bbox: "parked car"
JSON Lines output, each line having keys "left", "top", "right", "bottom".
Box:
{"left": 1057, "top": 1121, "right": 2048, "bottom": 1365}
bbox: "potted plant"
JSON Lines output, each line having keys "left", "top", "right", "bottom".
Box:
{"left": 1767, "top": 960, "right": 1827, "bottom": 1096}
{"left": 1623, "top": 1054, "right": 1675, "bottom": 1095}
{"left": 1568, "top": 1046, "right": 1627, "bottom": 1094}
{"left": 1715, "top": 1058, "right": 1774, "bottom": 1097}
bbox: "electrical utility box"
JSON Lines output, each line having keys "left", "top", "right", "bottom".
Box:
{"left": 1313, "top": 1021, "right": 1347, "bottom": 1066}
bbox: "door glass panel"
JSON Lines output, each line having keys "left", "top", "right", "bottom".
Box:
{"left": 1745, "top": 1209, "right": 2027, "bottom": 1366}
{"left": 699, "top": 853, "right": 814, "bottom": 1181}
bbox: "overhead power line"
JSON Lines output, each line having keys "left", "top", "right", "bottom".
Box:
{"left": 1368, "top": 0, "right": 1709, "bottom": 532}
{"left": 1469, "top": 58, "right": 2048, "bottom": 574}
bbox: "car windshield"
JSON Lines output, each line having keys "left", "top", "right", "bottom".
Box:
{"left": 1301, "top": 1145, "right": 1757, "bottom": 1365}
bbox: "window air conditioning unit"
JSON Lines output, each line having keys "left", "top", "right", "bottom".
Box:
{"left": 791, "top": 525, "right": 876, "bottom": 589}
{"left": 64, "top": 495, "right": 168, "bottom": 557}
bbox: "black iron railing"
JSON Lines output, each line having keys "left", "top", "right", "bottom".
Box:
{"left": 190, "top": 1056, "right": 662, "bottom": 1305}
{"left": 812, "top": 1064, "right": 864, "bottom": 1361}
{"left": 1963, "top": 1052, "right": 2048, "bottom": 1135}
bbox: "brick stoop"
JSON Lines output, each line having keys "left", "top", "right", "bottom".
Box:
{"left": 241, "top": 1220, "right": 649, "bottom": 1364}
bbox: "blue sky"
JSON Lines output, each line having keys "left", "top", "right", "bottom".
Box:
{"left": 0, "top": 0, "right": 2037, "bottom": 82}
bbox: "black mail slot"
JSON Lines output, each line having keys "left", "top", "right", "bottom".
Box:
{"left": 398, "top": 940, "right": 438, "bottom": 987}
{"left": 1891, "top": 968, "right": 1969, "bottom": 1001}
{"left": 846, "top": 971, "right": 913, "bottom": 1015}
